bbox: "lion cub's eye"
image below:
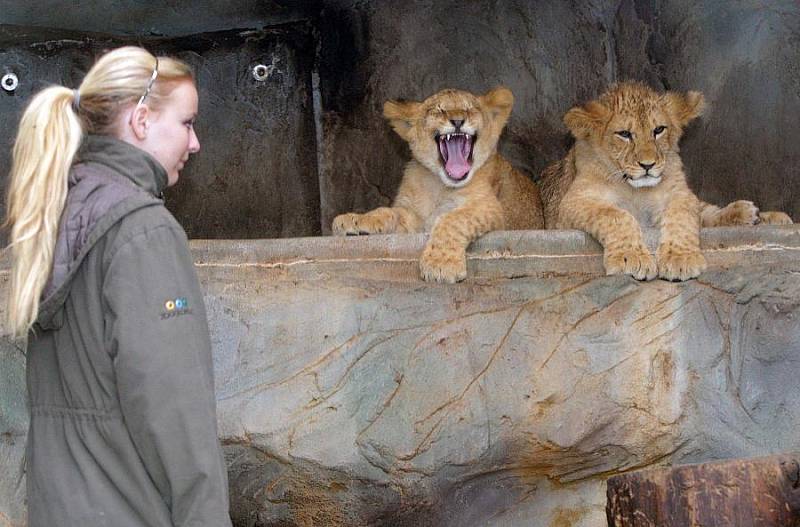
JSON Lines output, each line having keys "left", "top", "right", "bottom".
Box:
{"left": 653, "top": 125, "right": 666, "bottom": 137}
{"left": 615, "top": 130, "right": 633, "bottom": 140}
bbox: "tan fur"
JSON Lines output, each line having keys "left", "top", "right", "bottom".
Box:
{"left": 540, "top": 81, "right": 709, "bottom": 281}
{"left": 700, "top": 201, "right": 792, "bottom": 227}
{"left": 332, "top": 87, "right": 544, "bottom": 283}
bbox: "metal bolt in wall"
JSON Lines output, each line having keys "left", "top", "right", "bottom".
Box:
{"left": 251, "top": 64, "right": 271, "bottom": 82}
{"left": 251, "top": 55, "right": 282, "bottom": 82}
{"left": 2, "top": 73, "right": 19, "bottom": 92}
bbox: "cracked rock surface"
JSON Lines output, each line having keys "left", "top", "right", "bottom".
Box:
{"left": 2, "top": 227, "right": 800, "bottom": 526}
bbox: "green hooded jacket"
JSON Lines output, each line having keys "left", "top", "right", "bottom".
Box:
{"left": 26, "top": 135, "right": 232, "bottom": 527}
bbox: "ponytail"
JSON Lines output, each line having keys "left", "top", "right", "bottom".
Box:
{"left": 4, "top": 87, "right": 83, "bottom": 338}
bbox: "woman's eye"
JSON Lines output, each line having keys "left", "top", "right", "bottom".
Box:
{"left": 653, "top": 125, "right": 666, "bottom": 136}
{"left": 616, "top": 130, "right": 633, "bottom": 140}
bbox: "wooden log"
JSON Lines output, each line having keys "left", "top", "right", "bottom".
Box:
{"left": 606, "top": 453, "right": 800, "bottom": 526}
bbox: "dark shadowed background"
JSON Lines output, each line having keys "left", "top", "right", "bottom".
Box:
{"left": 1, "top": 0, "right": 798, "bottom": 241}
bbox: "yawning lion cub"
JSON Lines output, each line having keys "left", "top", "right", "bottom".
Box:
{"left": 332, "top": 87, "right": 544, "bottom": 283}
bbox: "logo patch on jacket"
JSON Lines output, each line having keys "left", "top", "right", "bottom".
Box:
{"left": 161, "top": 297, "right": 193, "bottom": 320}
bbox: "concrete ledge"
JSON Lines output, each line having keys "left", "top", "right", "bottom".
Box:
{"left": 189, "top": 225, "right": 800, "bottom": 280}
{"left": 191, "top": 225, "right": 800, "bottom": 261}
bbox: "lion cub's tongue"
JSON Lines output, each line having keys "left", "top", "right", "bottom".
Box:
{"left": 440, "top": 135, "right": 472, "bottom": 180}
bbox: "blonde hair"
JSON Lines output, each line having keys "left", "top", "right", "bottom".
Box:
{"left": 4, "top": 46, "right": 194, "bottom": 338}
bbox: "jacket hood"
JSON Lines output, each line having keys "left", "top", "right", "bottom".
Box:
{"left": 76, "top": 135, "right": 168, "bottom": 196}
{"left": 36, "top": 135, "right": 166, "bottom": 329}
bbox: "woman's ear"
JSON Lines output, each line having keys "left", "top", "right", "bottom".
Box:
{"left": 129, "top": 104, "right": 150, "bottom": 140}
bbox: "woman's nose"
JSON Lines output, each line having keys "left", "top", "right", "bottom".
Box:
{"left": 189, "top": 129, "right": 200, "bottom": 153}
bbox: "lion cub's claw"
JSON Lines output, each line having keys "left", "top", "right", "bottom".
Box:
{"left": 332, "top": 212, "right": 393, "bottom": 236}
{"left": 718, "top": 200, "right": 759, "bottom": 226}
{"left": 420, "top": 245, "right": 467, "bottom": 284}
{"left": 758, "top": 211, "right": 793, "bottom": 225}
{"left": 656, "top": 246, "right": 707, "bottom": 282}
{"left": 604, "top": 247, "right": 657, "bottom": 281}
{"left": 332, "top": 213, "right": 365, "bottom": 236}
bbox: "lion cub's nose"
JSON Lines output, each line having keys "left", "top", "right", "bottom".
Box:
{"left": 639, "top": 162, "right": 655, "bottom": 171}
{"left": 450, "top": 119, "right": 464, "bottom": 130}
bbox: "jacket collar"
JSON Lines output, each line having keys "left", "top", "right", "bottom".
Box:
{"left": 75, "top": 135, "right": 168, "bottom": 196}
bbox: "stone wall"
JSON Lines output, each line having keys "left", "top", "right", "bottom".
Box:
{"left": 2, "top": 226, "right": 800, "bottom": 526}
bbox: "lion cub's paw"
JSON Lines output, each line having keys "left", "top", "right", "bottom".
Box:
{"left": 717, "top": 200, "right": 759, "bottom": 226}
{"left": 604, "top": 246, "right": 657, "bottom": 281}
{"left": 656, "top": 246, "right": 707, "bottom": 282}
{"left": 758, "top": 211, "right": 793, "bottom": 225}
{"left": 419, "top": 244, "right": 467, "bottom": 284}
{"left": 332, "top": 210, "right": 395, "bottom": 236}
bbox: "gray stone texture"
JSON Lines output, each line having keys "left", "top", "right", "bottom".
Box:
{"left": 0, "top": 1, "right": 315, "bottom": 38}
{"left": 1, "top": 1, "right": 799, "bottom": 240}
{"left": 2, "top": 226, "right": 800, "bottom": 526}
{"left": 0, "top": 332, "right": 25, "bottom": 527}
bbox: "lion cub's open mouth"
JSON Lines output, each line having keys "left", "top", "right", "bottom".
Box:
{"left": 436, "top": 132, "right": 475, "bottom": 181}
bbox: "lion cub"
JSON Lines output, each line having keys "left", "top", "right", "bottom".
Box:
{"left": 332, "top": 88, "right": 544, "bottom": 283}
{"left": 540, "top": 82, "right": 702, "bottom": 281}
{"left": 541, "top": 82, "right": 793, "bottom": 282}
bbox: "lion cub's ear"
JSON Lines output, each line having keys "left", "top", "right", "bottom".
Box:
{"left": 480, "top": 87, "right": 515, "bottom": 126}
{"left": 384, "top": 100, "right": 422, "bottom": 141}
{"left": 663, "top": 90, "right": 705, "bottom": 127}
{"left": 563, "top": 101, "right": 610, "bottom": 140}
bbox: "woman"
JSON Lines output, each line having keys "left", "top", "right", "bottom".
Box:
{"left": 5, "top": 46, "right": 232, "bottom": 526}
